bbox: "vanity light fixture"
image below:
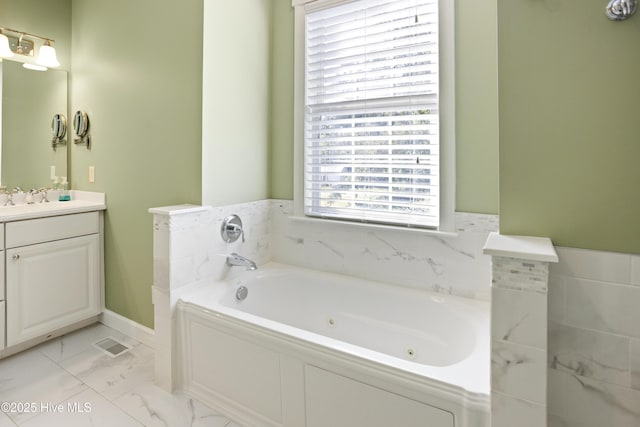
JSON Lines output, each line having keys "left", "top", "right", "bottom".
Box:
{"left": 0, "top": 27, "right": 59, "bottom": 69}
{"left": 0, "top": 31, "right": 13, "bottom": 58}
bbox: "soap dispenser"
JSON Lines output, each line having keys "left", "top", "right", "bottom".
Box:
{"left": 58, "top": 176, "right": 70, "bottom": 201}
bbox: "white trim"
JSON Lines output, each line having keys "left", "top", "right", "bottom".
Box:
{"left": 295, "top": 0, "right": 353, "bottom": 11}
{"left": 293, "top": 5, "right": 306, "bottom": 218}
{"left": 293, "top": 0, "right": 456, "bottom": 232}
{"left": 289, "top": 215, "right": 458, "bottom": 238}
{"left": 439, "top": 0, "right": 456, "bottom": 232}
{"left": 99, "top": 309, "right": 155, "bottom": 349}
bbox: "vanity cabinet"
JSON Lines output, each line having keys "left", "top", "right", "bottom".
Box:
{"left": 4, "top": 212, "right": 101, "bottom": 347}
{"left": 0, "top": 226, "right": 5, "bottom": 350}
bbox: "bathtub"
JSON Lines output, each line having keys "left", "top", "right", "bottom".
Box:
{"left": 176, "top": 263, "right": 490, "bottom": 427}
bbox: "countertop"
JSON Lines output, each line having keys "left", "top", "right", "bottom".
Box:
{"left": 0, "top": 191, "right": 106, "bottom": 222}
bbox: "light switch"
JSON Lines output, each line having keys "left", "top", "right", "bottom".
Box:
{"left": 89, "top": 166, "right": 95, "bottom": 183}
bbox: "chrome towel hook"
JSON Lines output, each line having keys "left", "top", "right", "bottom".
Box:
{"left": 606, "top": 0, "right": 637, "bottom": 20}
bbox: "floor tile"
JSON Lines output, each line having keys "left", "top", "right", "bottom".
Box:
{"left": 59, "top": 342, "right": 154, "bottom": 401}
{"left": 0, "top": 412, "right": 16, "bottom": 427}
{"left": 20, "top": 388, "right": 143, "bottom": 427}
{"left": 37, "top": 323, "right": 139, "bottom": 363}
{"left": 114, "top": 384, "right": 231, "bottom": 427}
{"left": 0, "top": 349, "right": 86, "bottom": 424}
{"left": 0, "top": 322, "right": 244, "bottom": 426}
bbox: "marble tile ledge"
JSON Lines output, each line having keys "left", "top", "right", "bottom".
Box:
{"left": 483, "top": 232, "right": 558, "bottom": 263}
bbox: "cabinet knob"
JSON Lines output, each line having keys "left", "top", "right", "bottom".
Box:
{"left": 12, "top": 254, "right": 19, "bottom": 260}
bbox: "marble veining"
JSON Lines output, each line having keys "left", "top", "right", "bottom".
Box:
{"left": 569, "top": 373, "right": 640, "bottom": 425}
{"left": 271, "top": 199, "right": 494, "bottom": 300}
{"left": 488, "top": 244, "right": 553, "bottom": 427}
{"left": 492, "top": 287, "right": 546, "bottom": 348}
{"left": 38, "top": 323, "right": 139, "bottom": 363}
{"left": 59, "top": 343, "right": 155, "bottom": 401}
{"left": 548, "top": 322, "right": 630, "bottom": 387}
{"left": 548, "top": 246, "right": 640, "bottom": 427}
{"left": 362, "top": 235, "right": 446, "bottom": 276}
{"left": 0, "top": 349, "right": 87, "bottom": 424}
{"left": 152, "top": 200, "right": 272, "bottom": 292}
{"left": 492, "top": 341, "right": 547, "bottom": 404}
{"left": 491, "top": 391, "right": 545, "bottom": 427}
{"left": 317, "top": 240, "right": 344, "bottom": 258}
{"left": 501, "top": 314, "right": 529, "bottom": 341}
{"left": 20, "top": 388, "right": 143, "bottom": 427}
{"left": 434, "top": 237, "right": 475, "bottom": 259}
{"left": 114, "top": 384, "right": 231, "bottom": 427}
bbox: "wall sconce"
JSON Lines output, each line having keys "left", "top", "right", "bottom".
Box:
{"left": 0, "top": 27, "right": 60, "bottom": 70}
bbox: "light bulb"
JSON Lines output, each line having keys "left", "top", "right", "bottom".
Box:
{"left": 36, "top": 41, "right": 59, "bottom": 68}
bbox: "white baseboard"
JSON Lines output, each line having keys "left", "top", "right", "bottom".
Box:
{"left": 99, "top": 309, "right": 155, "bottom": 349}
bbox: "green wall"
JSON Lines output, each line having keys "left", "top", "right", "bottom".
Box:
{"left": 202, "top": 0, "right": 271, "bottom": 206}
{"left": 71, "top": 0, "right": 203, "bottom": 327}
{"left": 268, "top": 0, "right": 500, "bottom": 214}
{"left": 270, "top": 0, "right": 294, "bottom": 200}
{"left": 498, "top": 0, "right": 640, "bottom": 253}
{"left": 455, "top": 0, "right": 499, "bottom": 214}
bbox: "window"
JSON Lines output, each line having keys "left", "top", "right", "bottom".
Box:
{"left": 295, "top": 0, "right": 453, "bottom": 230}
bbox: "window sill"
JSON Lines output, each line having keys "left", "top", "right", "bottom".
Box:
{"left": 288, "top": 215, "right": 459, "bottom": 238}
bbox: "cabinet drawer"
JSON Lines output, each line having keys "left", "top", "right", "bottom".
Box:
{"left": 5, "top": 212, "right": 99, "bottom": 248}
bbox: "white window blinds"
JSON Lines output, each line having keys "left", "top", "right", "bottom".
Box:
{"left": 304, "top": 0, "right": 440, "bottom": 228}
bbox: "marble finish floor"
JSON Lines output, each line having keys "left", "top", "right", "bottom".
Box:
{"left": 0, "top": 323, "right": 243, "bottom": 427}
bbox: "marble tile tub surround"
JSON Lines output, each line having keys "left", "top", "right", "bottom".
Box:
{"left": 151, "top": 199, "right": 498, "bottom": 300}
{"left": 150, "top": 200, "right": 271, "bottom": 292}
{"left": 548, "top": 247, "right": 640, "bottom": 427}
{"left": 150, "top": 199, "right": 496, "bottom": 391}
{"left": 483, "top": 233, "right": 558, "bottom": 427}
{"left": 271, "top": 200, "right": 498, "bottom": 300}
{"left": 150, "top": 200, "right": 271, "bottom": 391}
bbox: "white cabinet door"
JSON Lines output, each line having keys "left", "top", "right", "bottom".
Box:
{"left": 6, "top": 234, "right": 100, "bottom": 346}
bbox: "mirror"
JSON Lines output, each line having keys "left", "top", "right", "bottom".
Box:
{"left": 0, "top": 60, "right": 68, "bottom": 190}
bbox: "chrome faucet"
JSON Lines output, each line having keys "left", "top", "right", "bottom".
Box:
{"left": 2, "top": 189, "right": 14, "bottom": 206}
{"left": 226, "top": 253, "right": 257, "bottom": 271}
{"left": 27, "top": 189, "right": 38, "bottom": 204}
{"left": 39, "top": 188, "right": 50, "bottom": 203}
